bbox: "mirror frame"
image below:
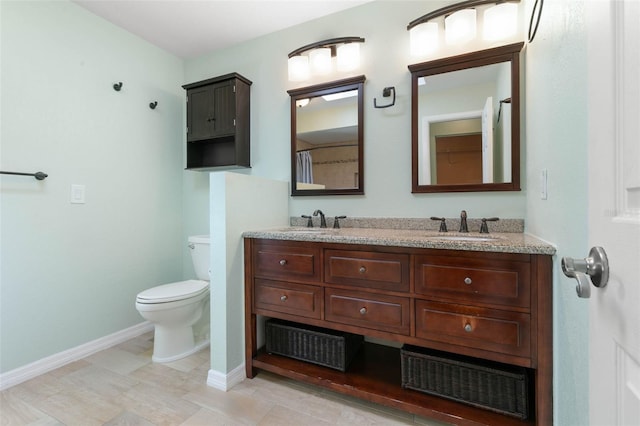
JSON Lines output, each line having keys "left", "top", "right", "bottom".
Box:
{"left": 409, "top": 42, "right": 524, "bottom": 193}
{"left": 288, "top": 75, "right": 365, "bottom": 196}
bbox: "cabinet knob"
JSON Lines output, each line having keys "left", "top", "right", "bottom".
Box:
{"left": 359, "top": 307, "right": 367, "bottom": 315}
{"left": 464, "top": 323, "right": 473, "bottom": 332}
{"left": 359, "top": 266, "right": 366, "bottom": 274}
{"left": 464, "top": 277, "right": 472, "bottom": 285}
{"left": 280, "top": 295, "right": 288, "bottom": 302}
{"left": 279, "top": 259, "right": 287, "bottom": 266}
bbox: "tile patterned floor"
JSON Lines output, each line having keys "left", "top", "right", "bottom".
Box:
{"left": 0, "top": 332, "right": 449, "bottom": 425}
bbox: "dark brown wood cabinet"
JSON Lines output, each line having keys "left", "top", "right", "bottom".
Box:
{"left": 244, "top": 238, "right": 553, "bottom": 426}
{"left": 182, "top": 73, "right": 251, "bottom": 170}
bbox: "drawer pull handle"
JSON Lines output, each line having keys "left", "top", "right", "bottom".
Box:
{"left": 464, "top": 277, "right": 472, "bottom": 285}
{"left": 359, "top": 266, "right": 366, "bottom": 274}
{"left": 279, "top": 259, "right": 287, "bottom": 266}
{"left": 359, "top": 307, "right": 367, "bottom": 315}
{"left": 280, "top": 295, "right": 288, "bottom": 302}
{"left": 464, "top": 323, "right": 473, "bottom": 332}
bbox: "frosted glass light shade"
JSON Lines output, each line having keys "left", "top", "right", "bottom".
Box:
{"left": 288, "top": 56, "right": 309, "bottom": 81}
{"left": 483, "top": 3, "right": 518, "bottom": 41}
{"left": 410, "top": 22, "right": 439, "bottom": 56}
{"left": 309, "top": 48, "right": 332, "bottom": 75}
{"left": 445, "top": 9, "right": 477, "bottom": 44}
{"left": 336, "top": 43, "right": 360, "bottom": 72}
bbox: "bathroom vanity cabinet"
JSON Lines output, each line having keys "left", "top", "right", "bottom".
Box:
{"left": 244, "top": 236, "right": 553, "bottom": 426}
{"left": 182, "top": 73, "right": 251, "bottom": 170}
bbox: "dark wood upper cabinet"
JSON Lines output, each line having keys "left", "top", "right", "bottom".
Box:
{"left": 182, "top": 73, "right": 252, "bottom": 170}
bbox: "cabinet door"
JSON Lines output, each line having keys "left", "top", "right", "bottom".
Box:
{"left": 186, "top": 80, "right": 236, "bottom": 141}
{"left": 211, "top": 81, "right": 236, "bottom": 136}
{"left": 186, "top": 86, "right": 215, "bottom": 142}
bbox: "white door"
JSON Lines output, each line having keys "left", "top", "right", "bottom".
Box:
{"left": 586, "top": 1, "right": 640, "bottom": 425}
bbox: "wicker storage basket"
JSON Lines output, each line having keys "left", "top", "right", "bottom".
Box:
{"left": 401, "top": 345, "right": 530, "bottom": 419}
{"left": 265, "top": 319, "right": 363, "bottom": 372}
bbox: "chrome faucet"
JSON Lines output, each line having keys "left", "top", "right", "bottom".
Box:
{"left": 459, "top": 210, "right": 469, "bottom": 233}
{"left": 313, "top": 209, "right": 327, "bottom": 228}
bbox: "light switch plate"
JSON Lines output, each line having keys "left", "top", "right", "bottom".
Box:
{"left": 71, "top": 184, "right": 85, "bottom": 204}
{"left": 540, "top": 169, "right": 548, "bottom": 200}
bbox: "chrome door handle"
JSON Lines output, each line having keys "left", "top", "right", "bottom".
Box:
{"left": 561, "top": 246, "right": 609, "bottom": 298}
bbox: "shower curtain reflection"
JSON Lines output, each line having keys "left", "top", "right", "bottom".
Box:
{"left": 296, "top": 151, "right": 314, "bottom": 184}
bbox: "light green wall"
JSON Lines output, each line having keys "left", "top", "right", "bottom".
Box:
{"left": 524, "top": 1, "right": 589, "bottom": 425}
{"left": 0, "top": 1, "right": 184, "bottom": 372}
{"left": 210, "top": 173, "right": 288, "bottom": 375}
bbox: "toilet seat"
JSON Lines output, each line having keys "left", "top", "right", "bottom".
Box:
{"left": 136, "top": 280, "right": 208, "bottom": 304}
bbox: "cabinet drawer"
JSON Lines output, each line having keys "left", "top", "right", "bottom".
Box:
{"left": 414, "top": 255, "right": 530, "bottom": 309}
{"left": 254, "top": 279, "right": 322, "bottom": 319}
{"left": 415, "top": 300, "right": 530, "bottom": 358}
{"left": 325, "top": 289, "right": 410, "bottom": 335}
{"left": 254, "top": 241, "right": 321, "bottom": 283}
{"left": 325, "top": 250, "right": 409, "bottom": 292}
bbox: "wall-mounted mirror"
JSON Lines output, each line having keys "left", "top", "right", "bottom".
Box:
{"left": 288, "top": 76, "right": 365, "bottom": 196}
{"left": 409, "top": 42, "right": 523, "bottom": 193}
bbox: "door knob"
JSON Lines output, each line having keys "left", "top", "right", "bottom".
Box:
{"left": 561, "top": 246, "right": 609, "bottom": 298}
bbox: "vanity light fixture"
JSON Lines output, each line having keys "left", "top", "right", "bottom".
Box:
{"left": 288, "top": 37, "right": 365, "bottom": 82}
{"left": 483, "top": 2, "right": 519, "bottom": 40}
{"left": 445, "top": 9, "right": 477, "bottom": 44}
{"left": 408, "top": 0, "right": 521, "bottom": 58}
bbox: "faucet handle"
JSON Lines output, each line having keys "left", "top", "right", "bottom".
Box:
{"left": 430, "top": 217, "right": 448, "bottom": 232}
{"left": 479, "top": 217, "right": 499, "bottom": 234}
{"left": 301, "top": 215, "right": 313, "bottom": 227}
{"left": 333, "top": 216, "right": 347, "bottom": 229}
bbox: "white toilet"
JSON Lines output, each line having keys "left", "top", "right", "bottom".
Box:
{"left": 136, "top": 235, "right": 211, "bottom": 363}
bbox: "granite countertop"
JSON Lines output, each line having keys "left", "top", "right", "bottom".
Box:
{"left": 242, "top": 227, "right": 556, "bottom": 255}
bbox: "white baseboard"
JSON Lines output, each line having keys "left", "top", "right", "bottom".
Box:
{"left": 0, "top": 321, "right": 153, "bottom": 391}
{"left": 207, "top": 363, "right": 245, "bottom": 391}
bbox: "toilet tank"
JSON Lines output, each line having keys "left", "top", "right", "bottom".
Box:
{"left": 188, "top": 235, "right": 210, "bottom": 281}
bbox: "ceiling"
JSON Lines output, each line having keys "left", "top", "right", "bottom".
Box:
{"left": 72, "top": 0, "right": 373, "bottom": 59}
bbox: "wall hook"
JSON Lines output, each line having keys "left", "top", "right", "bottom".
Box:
{"left": 149, "top": 101, "right": 158, "bottom": 110}
{"left": 373, "top": 86, "right": 395, "bottom": 109}
{"left": 113, "top": 82, "right": 123, "bottom": 91}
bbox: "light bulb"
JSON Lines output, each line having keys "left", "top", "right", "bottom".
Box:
{"left": 483, "top": 3, "right": 518, "bottom": 41}
{"left": 445, "top": 9, "right": 477, "bottom": 44}
{"left": 309, "top": 48, "right": 332, "bottom": 75}
{"left": 288, "top": 55, "right": 309, "bottom": 82}
{"left": 410, "top": 22, "right": 439, "bottom": 56}
{"left": 337, "top": 43, "right": 360, "bottom": 72}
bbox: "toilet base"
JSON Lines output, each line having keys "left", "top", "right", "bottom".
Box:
{"left": 152, "top": 337, "right": 209, "bottom": 363}
{"left": 151, "top": 322, "right": 210, "bottom": 363}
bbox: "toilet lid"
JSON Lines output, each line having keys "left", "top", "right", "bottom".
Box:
{"left": 136, "top": 280, "right": 209, "bottom": 304}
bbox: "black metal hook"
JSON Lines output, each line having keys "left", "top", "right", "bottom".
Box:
{"left": 1, "top": 171, "right": 48, "bottom": 180}
{"left": 373, "top": 87, "right": 395, "bottom": 109}
{"left": 149, "top": 101, "right": 158, "bottom": 110}
{"left": 113, "top": 82, "right": 123, "bottom": 91}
